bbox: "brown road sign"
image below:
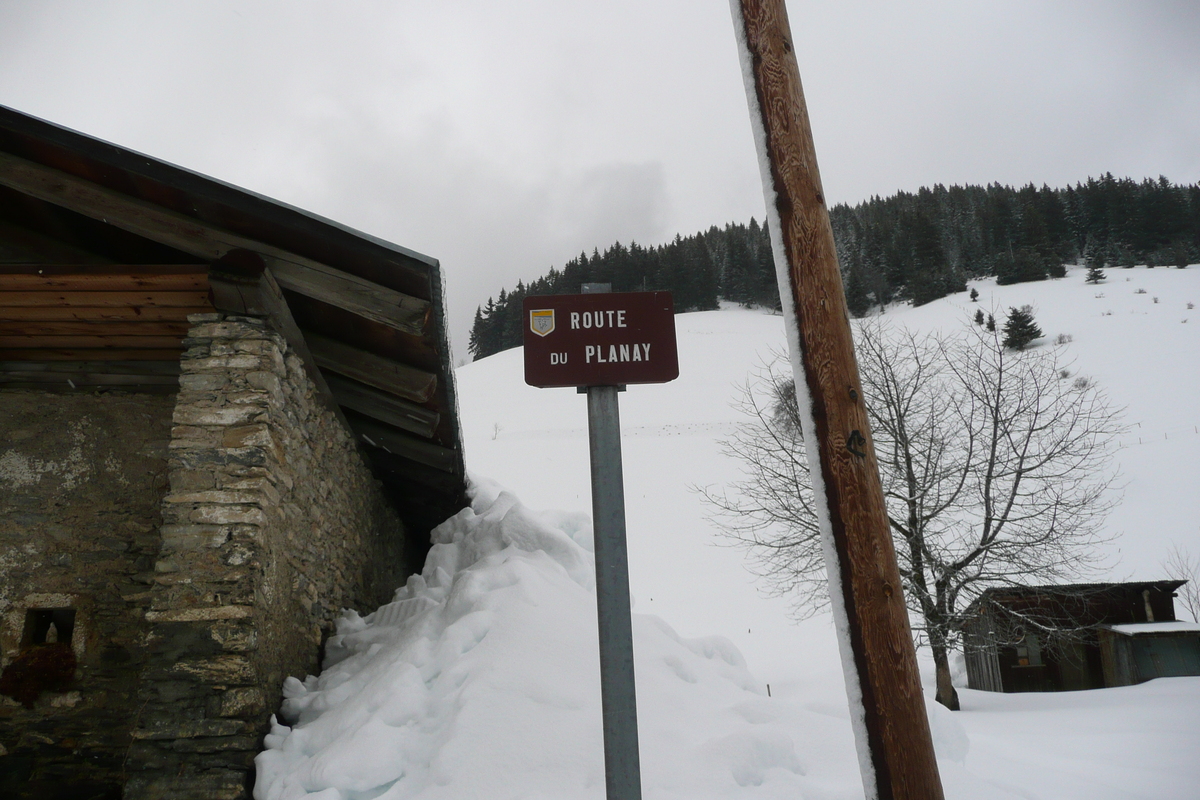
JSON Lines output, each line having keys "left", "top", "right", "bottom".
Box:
{"left": 523, "top": 292, "right": 678, "bottom": 388}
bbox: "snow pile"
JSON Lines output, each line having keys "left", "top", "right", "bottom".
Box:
{"left": 256, "top": 266, "right": 1200, "bottom": 800}
{"left": 255, "top": 481, "right": 820, "bottom": 799}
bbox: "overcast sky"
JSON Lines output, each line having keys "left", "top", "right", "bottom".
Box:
{"left": 2, "top": 1, "right": 1198, "bottom": 355}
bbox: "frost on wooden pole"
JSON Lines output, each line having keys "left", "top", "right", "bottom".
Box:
{"left": 729, "top": 1, "right": 946, "bottom": 798}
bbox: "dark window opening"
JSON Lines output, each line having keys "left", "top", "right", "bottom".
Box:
{"left": 2, "top": 609, "right": 78, "bottom": 708}
{"left": 21, "top": 608, "right": 76, "bottom": 650}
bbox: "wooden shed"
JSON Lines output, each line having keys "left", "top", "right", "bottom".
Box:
{"left": 962, "top": 580, "right": 1192, "bottom": 694}
{"left": 1097, "top": 621, "right": 1200, "bottom": 687}
{"left": 0, "top": 106, "right": 468, "bottom": 799}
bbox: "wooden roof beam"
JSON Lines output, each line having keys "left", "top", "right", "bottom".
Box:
{"left": 347, "top": 415, "right": 459, "bottom": 474}
{"left": 208, "top": 251, "right": 351, "bottom": 433}
{"left": 0, "top": 151, "right": 431, "bottom": 336}
{"left": 324, "top": 372, "right": 440, "bottom": 440}
{"left": 304, "top": 331, "right": 437, "bottom": 405}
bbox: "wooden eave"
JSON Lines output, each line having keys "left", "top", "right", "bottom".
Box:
{"left": 0, "top": 105, "right": 466, "bottom": 532}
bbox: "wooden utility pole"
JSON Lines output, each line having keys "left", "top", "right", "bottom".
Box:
{"left": 730, "top": 2, "right": 946, "bottom": 799}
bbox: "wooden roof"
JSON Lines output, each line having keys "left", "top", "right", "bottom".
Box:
{"left": 964, "top": 580, "right": 1187, "bottom": 633}
{"left": 0, "top": 105, "right": 466, "bottom": 536}
{"left": 974, "top": 581, "right": 1187, "bottom": 605}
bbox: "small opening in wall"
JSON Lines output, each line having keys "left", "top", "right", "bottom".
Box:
{"left": 2, "top": 609, "right": 79, "bottom": 708}
{"left": 21, "top": 608, "right": 76, "bottom": 650}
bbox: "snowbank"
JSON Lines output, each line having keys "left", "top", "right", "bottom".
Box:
{"left": 255, "top": 482, "right": 819, "bottom": 799}
{"left": 253, "top": 503, "right": 1200, "bottom": 800}
{"left": 256, "top": 268, "right": 1200, "bottom": 800}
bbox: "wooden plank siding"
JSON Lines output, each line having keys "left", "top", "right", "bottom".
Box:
{"left": 0, "top": 306, "right": 211, "bottom": 321}
{"left": 0, "top": 266, "right": 211, "bottom": 372}
{"left": 0, "top": 321, "right": 191, "bottom": 336}
{"left": 0, "top": 267, "right": 208, "bottom": 290}
{"left": 0, "top": 348, "right": 184, "bottom": 361}
{"left": 0, "top": 290, "right": 210, "bottom": 307}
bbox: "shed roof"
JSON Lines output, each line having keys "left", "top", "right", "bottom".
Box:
{"left": 1103, "top": 621, "right": 1200, "bottom": 635}
{"left": 973, "top": 580, "right": 1187, "bottom": 605}
{"left": 0, "top": 105, "right": 466, "bottom": 536}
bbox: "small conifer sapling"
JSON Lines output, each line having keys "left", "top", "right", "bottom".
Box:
{"left": 1003, "top": 305, "right": 1044, "bottom": 350}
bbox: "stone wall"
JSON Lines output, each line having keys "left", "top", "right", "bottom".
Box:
{"left": 0, "top": 390, "right": 175, "bottom": 800}
{"left": 126, "top": 314, "right": 408, "bottom": 800}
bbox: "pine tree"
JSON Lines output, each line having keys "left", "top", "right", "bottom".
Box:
{"left": 969, "top": 288, "right": 979, "bottom": 302}
{"left": 468, "top": 175, "right": 1200, "bottom": 354}
{"left": 908, "top": 209, "right": 960, "bottom": 306}
{"left": 1085, "top": 265, "right": 1106, "bottom": 284}
{"left": 974, "top": 309, "right": 985, "bottom": 326}
{"left": 986, "top": 313, "right": 996, "bottom": 332}
{"left": 1002, "top": 305, "right": 1044, "bottom": 350}
{"left": 844, "top": 264, "right": 872, "bottom": 317}
{"left": 468, "top": 306, "right": 485, "bottom": 360}
{"left": 1172, "top": 240, "right": 1191, "bottom": 269}
{"left": 996, "top": 247, "right": 1047, "bottom": 285}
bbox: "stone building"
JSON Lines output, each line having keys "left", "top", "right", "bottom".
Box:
{"left": 0, "top": 106, "right": 467, "bottom": 798}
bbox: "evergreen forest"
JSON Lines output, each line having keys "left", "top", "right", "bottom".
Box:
{"left": 468, "top": 175, "right": 1200, "bottom": 360}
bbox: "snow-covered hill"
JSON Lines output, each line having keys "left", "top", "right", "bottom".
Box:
{"left": 255, "top": 266, "right": 1200, "bottom": 800}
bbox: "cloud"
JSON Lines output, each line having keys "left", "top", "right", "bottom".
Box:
{"left": 2, "top": 0, "right": 1198, "bottom": 354}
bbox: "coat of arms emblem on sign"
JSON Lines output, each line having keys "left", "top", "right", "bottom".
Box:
{"left": 529, "top": 309, "right": 555, "bottom": 337}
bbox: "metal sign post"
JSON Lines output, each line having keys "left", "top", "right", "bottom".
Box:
{"left": 523, "top": 290, "right": 678, "bottom": 800}
{"left": 587, "top": 383, "right": 641, "bottom": 800}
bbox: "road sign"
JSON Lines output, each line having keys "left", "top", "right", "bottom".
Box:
{"left": 523, "top": 291, "right": 679, "bottom": 387}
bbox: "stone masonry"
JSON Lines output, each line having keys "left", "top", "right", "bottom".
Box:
{"left": 0, "top": 312, "right": 410, "bottom": 800}
{"left": 0, "top": 390, "right": 175, "bottom": 800}
{"left": 124, "top": 313, "right": 409, "bottom": 799}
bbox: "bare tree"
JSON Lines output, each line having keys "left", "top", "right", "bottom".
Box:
{"left": 1161, "top": 544, "right": 1200, "bottom": 622}
{"left": 704, "top": 320, "right": 1125, "bottom": 709}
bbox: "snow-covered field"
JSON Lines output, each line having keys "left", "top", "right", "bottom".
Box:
{"left": 256, "top": 266, "right": 1200, "bottom": 799}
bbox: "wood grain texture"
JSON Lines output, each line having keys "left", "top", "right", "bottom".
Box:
{"left": 0, "top": 291, "right": 210, "bottom": 308}
{"left": 0, "top": 348, "right": 182, "bottom": 361}
{"left": 284, "top": 292, "right": 442, "bottom": 374}
{"left": 0, "top": 321, "right": 191, "bottom": 336}
{"left": 0, "top": 306, "right": 211, "bottom": 322}
{"left": 0, "top": 370, "right": 179, "bottom": 387}
{"left": 0, "top": 335, "right": 184, "bottom": 349}
{"left": 0, "top": 360, "right": 181, "bottom": 375}
{"left": 734, "top": 2, "right": 945, "bottom": 799}
{"left": 305, "top": 332, "right": 437, "bottom": 405}
{"left": 346, "top": 414, "right": 459, "bottom": 473}
{"left": 270, "top": 261, "right": 430, "bottom": 337}
{"left": 0, "top": 268, "right": 208, "bottom": 291}
{"left": 325, "top": 372, "right": 440, "bottom": 440}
